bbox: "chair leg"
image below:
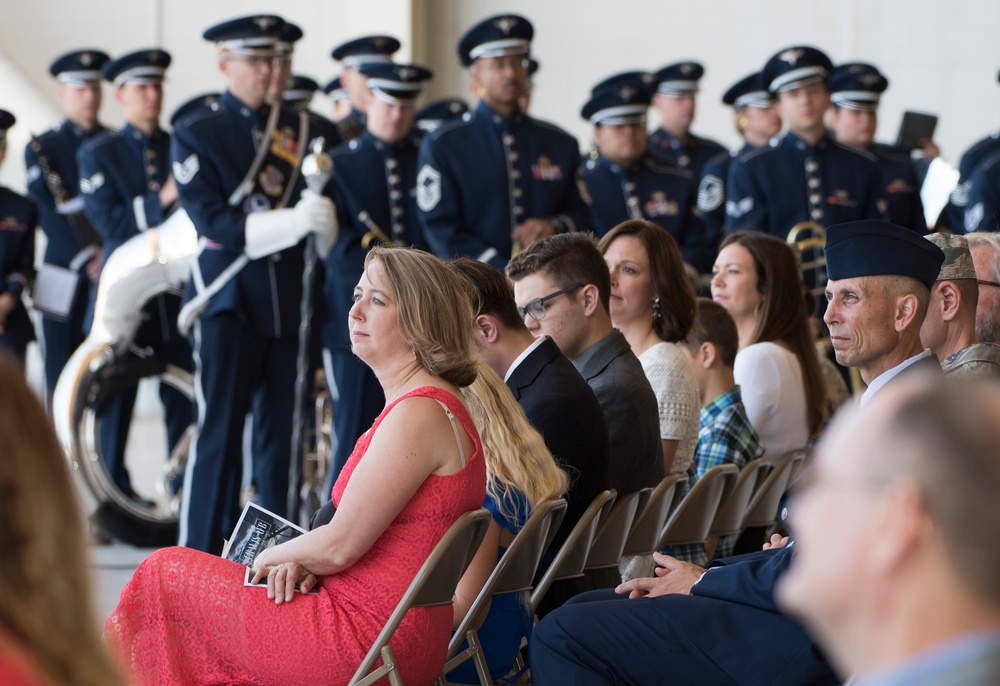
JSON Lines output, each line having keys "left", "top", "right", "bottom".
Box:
{"left": 383, "top": 645, "right": 405, "bottom": 686}
{"left": 467, "top": 631, "right": 491, "bottom": 686}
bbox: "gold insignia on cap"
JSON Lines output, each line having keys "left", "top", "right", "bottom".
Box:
{"left": 494, "top": 17, "right": 519, "bottom": 35}
{"left": 779, "top": 49, "right": 804, "bottom": 65}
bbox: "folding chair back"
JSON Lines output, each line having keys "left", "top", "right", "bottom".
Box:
{"left": 585, "top": 489, "right": 646, "bottom": 570}
{"left": 621, "top": 474, "right": 687, "bottom": 557}
{"left": 349, "top": 508, "right": 492, "bottom": 686}
{"left": 742, "top": 450, "right": 805, "bottom": 530}
{"left": 709, "top": 459, "right": 772, "bottom": 539}
{"left": 441, "top": 498, "right": 568, "bottom": 685}
{"left": 529, "top": 489, "right": 615, "bottom": 612}
{"left": 656, "top": 464, "right": 738, "bottom": 549}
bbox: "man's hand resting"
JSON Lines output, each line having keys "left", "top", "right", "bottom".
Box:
{"left": 615, "top": 552, "right": 706, "bottom": 599}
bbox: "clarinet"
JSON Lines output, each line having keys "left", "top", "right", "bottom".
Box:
{"left": 28, "top": 135, "right": 101, "bottom": 249}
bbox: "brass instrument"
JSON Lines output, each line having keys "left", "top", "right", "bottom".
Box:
{"left": 786, "top": 220, "right": 827, "bottom": 300}
{"left": 359, "top": 210, "right": 394, "bottom": 249}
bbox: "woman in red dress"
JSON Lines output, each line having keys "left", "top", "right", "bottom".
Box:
{"left": 106, "top": 247, "right": 487, "bottom": 685}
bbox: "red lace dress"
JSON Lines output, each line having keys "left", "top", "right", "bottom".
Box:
{"left": 106, "top": 386, "right": 486, "bottom": 685}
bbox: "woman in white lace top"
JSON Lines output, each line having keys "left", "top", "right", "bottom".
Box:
{"left": 599, "top": 221, "right": 700, "bottom": 476}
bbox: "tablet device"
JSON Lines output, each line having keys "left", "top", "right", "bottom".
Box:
{"left": 896, "top": 111, "right": 938, "bottom": 151}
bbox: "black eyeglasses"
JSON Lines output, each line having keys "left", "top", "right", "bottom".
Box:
{"left": 517, "top": 283, "right": 584, "bottom": 322}
{"left": 978, "top": 279, "right": 1000, "bottom": 289}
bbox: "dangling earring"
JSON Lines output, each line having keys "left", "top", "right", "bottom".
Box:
{"left": 738, "top": 116, "right": 749, "bottom": 129}
{"left": 476, "top": 86, "right": 486, "bottom": 98}
{"left": 652, "top": 297, "right": 662, "bottom": 320}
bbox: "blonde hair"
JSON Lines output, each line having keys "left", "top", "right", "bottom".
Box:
{"left": 0, "top": 355, "right": 124, "bottom": 686}
{"left": 364, "top": 246, "right": 478, "bottom": 387}
{"left": 461, "top": 362, "right": 568, "bottom": 518}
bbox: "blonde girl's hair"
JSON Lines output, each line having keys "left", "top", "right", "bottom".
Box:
{"left": 461, "top": 362, "right": 569, "bottom": 518}
{"left": 0, "top": 354, "right": 124, "bottom": 686}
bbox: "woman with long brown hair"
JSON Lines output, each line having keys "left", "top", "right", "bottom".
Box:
{"left": 711, "top": 231, "right": 827, "bottom": 460}
{"left": 0, "top": 353, "right": 124, "bottom": 686}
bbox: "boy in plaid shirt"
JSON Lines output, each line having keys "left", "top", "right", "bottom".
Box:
{"left": 667, "top": 298, "right": 764, "bottom": 564}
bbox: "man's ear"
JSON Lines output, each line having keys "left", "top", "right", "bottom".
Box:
{"left": 700, "top": 341, "right": 717, "bottom": 369}
{"left": 579, "top": 283, "right": 601, "bottom": 317}
{"left": 895, "top": 292, "right": 920, "bottom": 333}
{"left": 474, "top": 314, "right": 499, "bottom": 344}
{"left": 937, "top": 281, "right": 961, "bottom": 323}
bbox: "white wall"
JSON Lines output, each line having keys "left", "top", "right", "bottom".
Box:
{"left": 2, "top": 0, "right": 999, "bottom": 188}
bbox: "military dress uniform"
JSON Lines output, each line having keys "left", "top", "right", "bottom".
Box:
{"left": 322, "top": 62, "right": 433, "bottom": 487}
{"left": 283, "top": 74, "right": 342, "bottom": 151}
{"left": 962, "top": 149, "right": 1000, "bottom": 232}
{"left": 647, "top": 62, "right": 727, "bottom": 179}
{"left": 24, "top": 49, "right": 109, "bottom": 398}
{"left": 828, "top": 63, "right": 927, "bottom": 233}
{"left": 329, "top": 35, "right": 401, "bottom": 143}
{"left": 697, "top": 72, "right": 774, "bottom": 257}
{"left": 0, "top": 111, "right": 38, "bottom": 365}
{"left": 173, "top": 16, "right": 334, "bottom": 553}
{"left": 727, "top": 47, "right": 885, "bottom": 238}
{"left": 579, "top": 71, "right": 709, "bottom": 271}
{"left": 76, "top": 49, "right": 194, "bottom": 500}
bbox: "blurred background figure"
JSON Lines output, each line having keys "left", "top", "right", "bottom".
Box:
{"left": 0, "top": 353, "right": 123, "bottom": 686}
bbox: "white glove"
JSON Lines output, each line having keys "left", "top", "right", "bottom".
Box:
{"left": 244, "top": 190, "right": 336, "bottom": 259}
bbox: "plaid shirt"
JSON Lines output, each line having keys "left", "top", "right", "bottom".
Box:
{"left": 664, "top": 386, "right": 765, "bottom": 565}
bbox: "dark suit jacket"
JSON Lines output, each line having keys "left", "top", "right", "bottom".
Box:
{"left": 507, "top": 336, "right": 611, "bottom": 556}
{"left": 575, "top": 329, "right": 662, "bottom": 493}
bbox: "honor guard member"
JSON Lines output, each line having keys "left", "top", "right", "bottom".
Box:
{"left": 76, "top": 49, "right": 195, "bottom": 502}
{"left": 961, "top": 149, "right": 1000, "bottom": 232}
{"left": 323, "top": 75, "right": 357, "bottom": 137}
{"left": 580, "top": 71, "right": 710, "bottom": 272}
{"left": 413, "top": 97, "right": 469, "bottom": 139}
{"left": 828, "top": 63, "right": 927, "bottom": 233}
{"left": 330, "top": 35, "right": 401, "bottom": 142}
{"left": 0, "top": 111, "right": 39, "bottom": 369}
{"left": 172, "top": 15, "right": 336, "bottom": 553}
{"left": 648, "top": 61, "right": 727, "bottom": 179}
{"left": 283, "top": 74, "right": 342, "bottom": 152}
{"left": 25, "top": 48, "right": 109, "bottom": 402}
{"left": 417, "top": 13, "right": 589, "bottom": 269}
{"left": 727, "top": 46, "right": 885, "bottom": 238}
{"left": 698, "top": 72, "right": 780, "bottom": 258}
{"left": 322, "top": 62, "right": 432, "bottom": 486}
{"left": 937, "top": 69, "right": 1000, "bottom": 232}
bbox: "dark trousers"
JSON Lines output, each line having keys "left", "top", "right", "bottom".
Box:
{"left": 180, "top": 312, "right": 297, "bottom": 553}
{"left": 324, "top": 350, "right": 384, "bottom": 495}
{"left": 40, "top": 282, "right": 90, "bottom": 402}
{"left": 531, "top": 589, "right": 834, "bottom": 686}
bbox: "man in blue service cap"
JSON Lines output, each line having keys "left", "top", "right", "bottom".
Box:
{"left": 330, "top": 35, "right": 401, "bottom": 142}
{"left": 647, "top": 61, "right": 726, "bottom": 180}
{"left": 697, "top": 72, "right": 780, "bottom": 256}
{"left": 827, "top": 63, "right": 928, "bottom": 233}
{"left": 76, "top": 48, "right": 195, "bottom": 505}
{"left": 172, "top": 14, "right": 337, "bottom": 553}
{"left": 417, "top": 13, "right": 589, "bottom": 269}
{"left": 824, "top": 220, "right": 945, "bottom": 407}
{"left": 0, "top": 110, "right": 38, "bottom": 369}
{"left": 579, "top": 71, "right": 710, "bottom": 272}
{"left": 320, "top": 62, "right": 433, "bottom": 488}
{"left": 413, "top": 98, "right": 469, "bottom": 138}
{"left": 727, "top": 46, "right": 886, "bottom": 238}
{"left": 25, "top": 48, "right": 109, "bottom": 403}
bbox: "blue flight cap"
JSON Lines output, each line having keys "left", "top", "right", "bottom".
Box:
{"left": 103, "top": 49, "right": 171, "bottom": 86}
{"left": 0, "top": 109, "right": 15, "bottom": 141}
{"left": 762, "top": 45, "right": 833, "bottom": 94}
{"left": 49, "top": 49, "right": 111, "bottom": 86}
{"left": 722, "top": 72, "right": 773, "bottom": 109}
{"left": 331, "top": 35, "right": 400, "bottom": 68}
{"left": 581, "top": 71, "right": 653, "bottom": 124}
{"left": 358, "top": 63, "right": 433, "bottom": 104}
{"left": 202, "top": 15, "right": 285, "bottom": 56}
{"left": 415, "top": 98, "right": 469, "bottom": 133}
{"left": 825, "top": 220, "right": 945, "bottom": 290}
{"left": 283, "top": 74, "right": 320, "bottom": 105}
{"left": 170, "top": 92, "right": 220, "bottom": 127}
{"left": 828, "top": 63, "right": 889, "bottom": 111}
{"left": 457, "top": 14, "right": 533, "bottom": 68}
{"left": 654, "top": 61, "right": 704, "bottom": 95}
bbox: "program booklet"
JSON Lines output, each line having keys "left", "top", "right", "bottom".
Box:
{"left": 223, "top": 502, "right": 317, "bottom": 593}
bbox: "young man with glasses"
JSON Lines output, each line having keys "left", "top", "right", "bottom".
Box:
{"left": 507, "top": 232, "right": 661, "bottom": 498}
{"left": 417, "top": 13, "right": 589, "bottom": 269}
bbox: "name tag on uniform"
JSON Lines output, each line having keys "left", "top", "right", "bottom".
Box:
{"left": 32, "top": 263, "right": 80, "bottom": 321}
